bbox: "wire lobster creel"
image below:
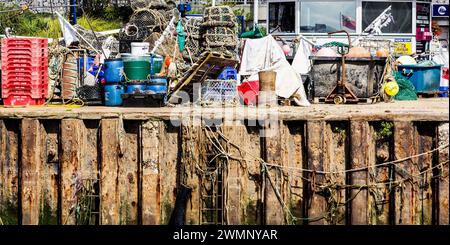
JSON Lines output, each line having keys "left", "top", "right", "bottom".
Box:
{"left": 203, "top": 27, "right": 238, "bottom": 48}
{"left": 202, "top": 6, "right": 237, "bottom": 28}
{"left": 129, "top": 8, "right": 168, "bottom": 33}
{"left": 130, "top": 0, "right": 151, "bottom": 11}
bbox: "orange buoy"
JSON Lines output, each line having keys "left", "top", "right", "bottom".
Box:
{"left": 376, "top": 48, "right": 389, "bottom": 57}
{"left": 345, "top": 47, "right": 371, "bottom": 58}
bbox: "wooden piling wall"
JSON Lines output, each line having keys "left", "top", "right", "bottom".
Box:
{"left": 0, "top": 118, "right": 448, "bottom": 225}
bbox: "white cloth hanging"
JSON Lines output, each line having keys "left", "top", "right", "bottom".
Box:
{"left": 239, "top": 35, "right": 310, "bottom": 106}
{"left": 292, "top": 38, "right": 313, "bottom": 75}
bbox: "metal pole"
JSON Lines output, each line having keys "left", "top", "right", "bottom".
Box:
{"left": 70, "top": 0, "right": 77, "bottom": 25}
{"left": 212, "top": 0, "right": 216, "bottom": 6}
{"left": 253, "top": 0, "right": 259, "bottom": 30}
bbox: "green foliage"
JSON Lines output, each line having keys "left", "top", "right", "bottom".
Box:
{"left": 374, "top": 121, "right": 394, "bottom": 141}
{"left": 0, "top": 4, "right": 62, "bottom": 38}
{"left": 77, "top": 16, "right": 122, "bottom": 32}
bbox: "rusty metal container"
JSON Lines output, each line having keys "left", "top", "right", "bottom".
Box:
{"left": 309, "top": 56, "right": 386, "bottom": 100}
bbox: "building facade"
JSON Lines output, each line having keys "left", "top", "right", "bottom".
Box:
{"left": 265, "top": 0, "right": 447, "bottom": 54}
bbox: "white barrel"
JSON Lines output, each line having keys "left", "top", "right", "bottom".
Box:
{"left": 131, "top": 42, "right": 150, "bottom": 55}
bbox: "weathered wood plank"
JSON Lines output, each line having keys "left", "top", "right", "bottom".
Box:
{"left": 264, "top": 120, "right": 284, "bottom": 225}
{"left": 350, "top": 121, "right": 371, "bottom": 225}
{"left": 222, "top": 123, "right": 243, "bottom": 225}
{"left": 60, "top": 119, "right": 82, "bottom": 225}
{"left": 118, "top": 121, "right": 139, "bottom": 224}
{"left": 326, "top": 122, "right": 347, "bottom": 225}
{"left": 80, "top": 120, "right": 100, "bottom": 225}
{"left": 39, "top": 120, "right": 59, "bottom": 224}
{"left": 393, "top": 121, "right": 418, "bottom": 224}
{"left": 159, "top": 123, "right": 179, "bottom": 224}
{"left": 305, "top": 121, "right": 327, "bottom": 225}
{"left": 100, "top": 118, "right": 120, "bottom": 225}
{"left": 415, "top": 122, "right": 435, "bottom": 224}
{"left": 284, "top": 122, "right": 305, "bottom": 224}
{"left": 181, "top": 124, "right": 202, "bottom": 224}
{"left": 21, "top": 119, "right": 41, "bottom": 225}
{"left": 141, "top": 120, "right": 161, "bottom": 225}
{"left": 0, "top": 120, "right": 20, "bottom": 225}
{"left": 438, "top": 123, "right": 449, "bottom": 225}
{"left": 369, "top": 121, "right": 392, "bottom": 225}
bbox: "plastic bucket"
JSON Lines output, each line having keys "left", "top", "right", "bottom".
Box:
{"left": 126, "top": 83, "right": 147, "bottom": 94}
{"left": 131, "top": 42, "right": 149, "bottom": 55}
{"left": 104, "top": 84, "right": 124, "bottom": 106}
{"left": 122, "top": 54, "right": 151, "bottom": 81}
{"left": 104, "top": 58, "right": 124, "bottom": 83}
{"left": 150, "top": 55, "right": 164, "bottom": 75}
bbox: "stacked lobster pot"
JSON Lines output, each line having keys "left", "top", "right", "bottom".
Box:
{"left": 201, "top": 6, "right": 238, "bottom": 57}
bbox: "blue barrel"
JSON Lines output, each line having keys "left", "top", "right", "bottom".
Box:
{"left": 126, "top": 83, "right": 147, "bottom": 94}
{"left": 104, "top": 84, "right": 124, "bottom": 106}
{"left": 150, "top": 76, "right": 167, "bottom": 84}
{"left": 147, "top": 82, "right": 167, "bottom": 94}
{"left": 104, "top": 58, "right": 124, "bottom": 83}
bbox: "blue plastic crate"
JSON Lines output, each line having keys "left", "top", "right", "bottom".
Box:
{"left": 217, "top": 66, "right": 238, "bottom": 80}
{"left": 397, "top": 64, "right": 442, "bottom": 93}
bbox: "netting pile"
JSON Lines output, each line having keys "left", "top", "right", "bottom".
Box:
{"left": 393, "top": 71, "right": 418, "bottom": 100}
{"left": 201, "top": 6, "right": 238, "bottom": 55}
{"left": 182, "top": 17, "right": 203, "bottom": 61}
{"left": 119, "top": 1, "right": 178, "bottom": 46}
{"left": 73, "top": 25, "right": 119, "bottom": 55}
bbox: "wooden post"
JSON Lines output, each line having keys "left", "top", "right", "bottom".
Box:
{"left": 415, "top": 123, "right": 435, "bottom": 224}
{"left": 222, "top": 124, "right": 243, "bottom": 225}
{"left": 141, "top": 120, "right": 161, "bottom": 225}
{"left": 100, "top": 118, "right": 120, "bottom": 225}
{"left": 0, "top": 120, "right": 20, "bottom": 224}
{"left": 263, "top": 120, "right": 284, "bottom": 225}
{"left": 158, "top": 123, "right": 180, "bottom": 224}
{"left": 438, "top": 123, "right": 449, "bottom": 225}
{"left": 305, "top": 121, "right": 327, "bottom": 225}
{"left": 393, "top": 121, "right": 419, "bottom": 224}
{"left": 117, "top": 121, "right": 139, "bottom": 225}
{"left": 283, "top": 122, "right": 305, "bottom": 224}
{"left": 349, "top": 121, "right": 371, "bottom": 224}
{"left": 20, "top": 119, "right": 41, "bottom": 225}
{"left": 181, "top": 124, "right": 202, "bottom": 225}
{"left": 38, "top": 121, "right": 60, "bottom": 224}
{"left": 60, "top": 119, "right": 82, "bottom": 225}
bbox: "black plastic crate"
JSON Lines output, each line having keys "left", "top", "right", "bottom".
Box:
{"left": 122, "top": 93, "right": 166, "bottom": 107}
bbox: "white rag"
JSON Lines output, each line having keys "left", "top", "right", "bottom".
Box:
{"left": 292, "top": 38, "right": 313, "bottom": 75}
{"left": 239, "top": 35, "right": 310, "bottom": 106}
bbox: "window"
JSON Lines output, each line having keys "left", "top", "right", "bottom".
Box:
{"left": 300, "top": 1, "right": 356, "bottom": 33}
{"left": 268, "top": 2, "right": 296, "bottom": 33}
{"left": 362, "top": 1, "right": 413, "bottom": 34}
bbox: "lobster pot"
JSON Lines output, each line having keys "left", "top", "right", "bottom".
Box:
{"left": 202, "top": 6, "right": 237, "bottom": 27}
{"left": 203, "top": 27, "right": 238, "bottom": 48}
{"left": 310, "top": 57, "right": 386, "bottom": 99}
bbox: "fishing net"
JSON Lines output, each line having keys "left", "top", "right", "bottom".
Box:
{"left": 129, "top": 8, "right": 167, "bottom": 33}
{"left": 130, "top": 0, "right": 151, "bottom": 11}
{"left": 203, "top": 27, "right": 238, "bottom": 48}
{"left": 144, "top": 32, "right": 177, "bottom": 57}
{"left": 393, "top": 71, "right": 418, "bottom": 100}
{"left": 182, "top": 18, "right": 203, "bottom": 61}
{"left": 202, "top": 6, "right": 237, "bottom": 27}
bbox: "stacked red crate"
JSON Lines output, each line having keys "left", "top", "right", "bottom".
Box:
{"left": 1, "top": 38, "right": 49, "bottom": 106}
